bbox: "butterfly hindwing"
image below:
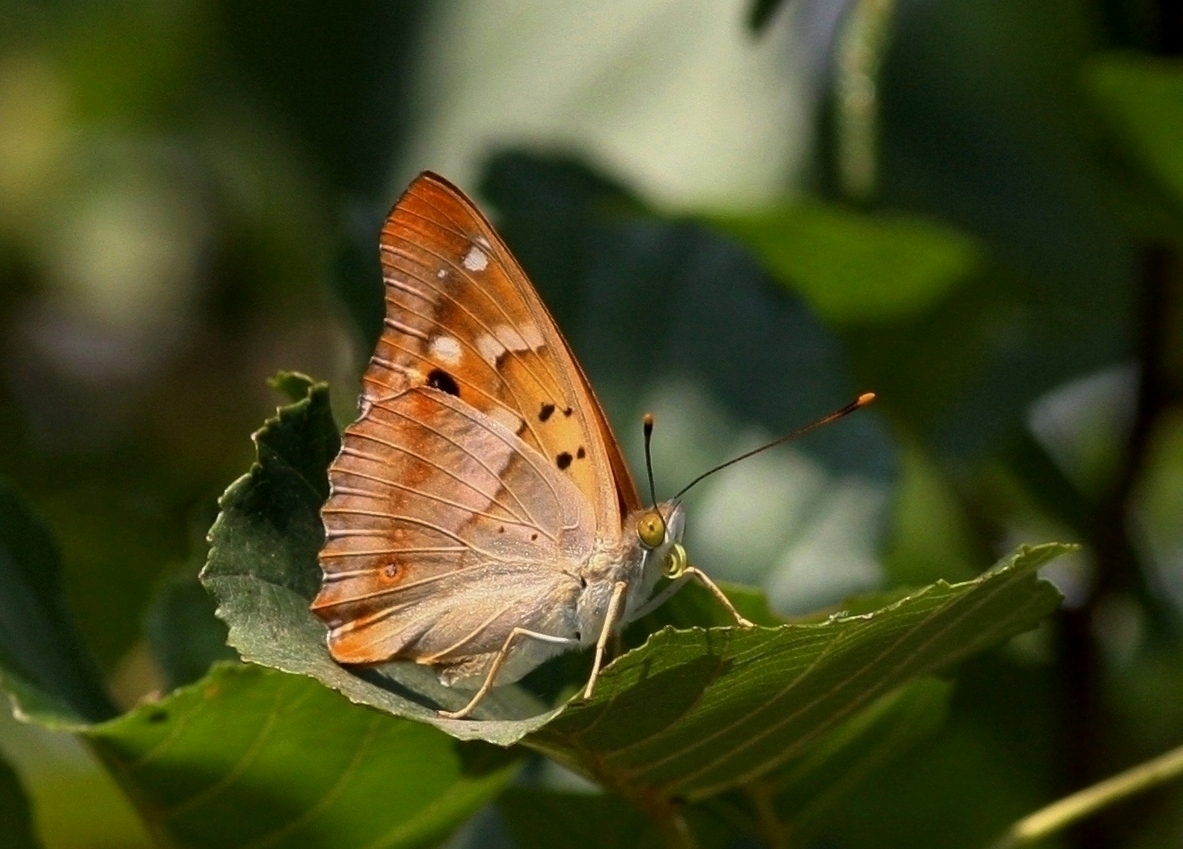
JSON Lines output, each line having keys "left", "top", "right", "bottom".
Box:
{"left": 313, "top": 385, "right": 592, "bottom": 665}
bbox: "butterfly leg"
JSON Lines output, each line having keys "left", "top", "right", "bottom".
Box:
{"left": 584, "top": 580, "right": 628, "bottom": 700}
{"left": 685, "top": 566, "right": 756, "bottom": 628}
{"left": 438, "top": 628, "right": 578, "bottom": 720}
{"left": 629, "top": 569, "right": 757, "bottom": 627}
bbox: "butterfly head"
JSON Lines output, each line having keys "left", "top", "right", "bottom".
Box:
{"left": 634, "top": 501, "right": 687, "bottom": 580}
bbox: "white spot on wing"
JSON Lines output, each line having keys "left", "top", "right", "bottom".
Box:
{"left": 494, "top": 324, "right": 527, "bottom": 352}
{"left": 477, "top": 333, "right": 504, "bottom": 366}
{"left": 429, "top": 335, "right": 462, "bottom": 366}
{"left": 437, "top": 268, "right": 448, "bottom": 279}
{"left": 520, "top": 324, "right": 544, "bottom": 350}
{"left": 478, "top": 324, "right": 546, "bottom": 366}
{"left": 463, "top": 245, "right": 488, "bottom": 272}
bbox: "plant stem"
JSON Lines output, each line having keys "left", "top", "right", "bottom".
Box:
{"left": 986, "top": 742, "right": 1183, "bottom": 849}
{"left": 746, "top": 780, "right": 791, "bottom": 849}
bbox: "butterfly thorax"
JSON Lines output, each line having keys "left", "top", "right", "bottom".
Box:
{"left": 573, "top": 501, "right": 685, "bottom": 645}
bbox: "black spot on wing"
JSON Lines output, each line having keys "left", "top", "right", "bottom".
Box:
{"left": 540, "top": 402, "right": 555, "bottom": 421}
{"left": 427, "top": 369, "right": 460, "bottom": 396}
{"left": 576, "top": 446, "right": 586, "bottom": 459}
{"left": 556, "top": 451, "right": 573, "bottom": 470}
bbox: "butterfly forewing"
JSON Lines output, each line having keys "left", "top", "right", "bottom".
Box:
{"left": 313, "top": 173, "right": 635, "bottom": 669}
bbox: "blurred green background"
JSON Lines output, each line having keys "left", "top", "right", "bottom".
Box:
{"left": 1, "top": 1, "right": 1181, "bottom": 847}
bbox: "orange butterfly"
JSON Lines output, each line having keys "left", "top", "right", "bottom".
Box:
{"left": 311, "top": 173, "right": 864, "bottom": 720}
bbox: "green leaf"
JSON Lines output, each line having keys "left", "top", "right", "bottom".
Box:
{"left": 712, "top": 203, "right": 983, "bottom": 324}
{"left": 526, "top": 545, "right": 1066, "bottom": 801}
{"left": 82, "top": 663, "right": 518, "bottom": 849}
{"left": 0, "top": 754, "right": 41, "bottom": 849}
{"left": 200, "top": 379, "right": 558, "bottom": 745}
{"left": 268, "top": 371, "right": 322, "bottom": 405}
{"left": 768, "top": 676, "right": 951, "bottom": 834}
{"left": 1, "top": 463, "right": 518, "bottom": 849}
{"left": 1086, "top": 55, "right": 1183, "bottom": 209}
{"left": 0, "top": 479, "right": 117, "bottom": 725}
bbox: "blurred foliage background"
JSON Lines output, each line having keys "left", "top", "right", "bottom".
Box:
{"left": 0, "top": 1, "right": 1181, "bottom": 847}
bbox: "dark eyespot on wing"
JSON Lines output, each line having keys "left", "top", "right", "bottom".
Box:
{"left": 576, "top": 446, "right": 586, "bottom": 459}
{"left": 563, "top": 406, "right": 573, "bottom": 417}
{"left": 539, "top": 402, "right": 555, "bottom": 421}
{"left": 426, "top": 368, "right": 460, "bottom": 396}
{"left": 556, "top": 451, "right": 572, "bottom": 470}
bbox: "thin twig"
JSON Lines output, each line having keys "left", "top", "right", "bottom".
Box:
{"left": 986, "top": 743, "right": 1183, "bottom": 849}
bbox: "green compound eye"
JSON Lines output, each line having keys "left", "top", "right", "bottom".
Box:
{"left": 663, "top": 543, "right": 688, "bottom": 578}
{"left": 637, "top": 511, "right": 665, "bottom": 549}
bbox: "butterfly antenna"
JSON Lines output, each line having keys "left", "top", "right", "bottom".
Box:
{"left": 642, "top": 413, "right": 659, "bottom": 507}
{"left": 672, "top": 393, "right": 876, "bottom": 501}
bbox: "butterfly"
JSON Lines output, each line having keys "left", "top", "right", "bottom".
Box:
{"left": 309, "top": 172, "right": 867, "bottom": 720}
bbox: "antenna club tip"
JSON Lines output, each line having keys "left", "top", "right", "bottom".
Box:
{"left": 857, "top": 392, "right": 876, "bottom": 406}
{"left": 643, "top": 412, "right": 655, "bottom": 429}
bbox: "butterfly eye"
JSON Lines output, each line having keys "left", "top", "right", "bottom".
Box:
{"left": 636, "top": 511, "right": 666, "bottom": 549}
{"left": 663, "top": 543, "right": 687, "bottom": 578}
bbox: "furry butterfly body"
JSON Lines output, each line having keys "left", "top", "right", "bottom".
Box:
{"left": 311, "top": 173, "right": 751, "bottom": 718}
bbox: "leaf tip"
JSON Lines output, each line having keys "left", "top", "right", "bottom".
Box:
{"left": 268, "top": 371, "right": 319, "bottom": 403}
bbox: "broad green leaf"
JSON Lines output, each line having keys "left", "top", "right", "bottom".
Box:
{"left": 712, "top": 203, "right": 982, "bottom": 324}
{"left": 1086, "top": 54, "right": 1183, "bottom": 217}
{"left": 526, "top": 545, "right": 1065, "bottom": 801}
{"left": 200, "top": 377, "right": 559, "bottom": 745}
{"left": 0, "top": 479, "right": 117, "bottom": 725}
{"left": 503, "top": 680, "right": 950, "bottom": 848}
{"left": 0, "top": 755, "right": 42, "bottom": 849}
{"left": 81, "top": 663, "right": 518, "bottom": 849}
{"left": 768, "top": 675, "right": 950, "bottom": 833}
